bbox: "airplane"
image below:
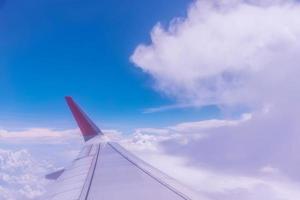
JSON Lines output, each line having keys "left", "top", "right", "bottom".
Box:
{"left": 43, "top": 96, "right": 205, "bottom": 200}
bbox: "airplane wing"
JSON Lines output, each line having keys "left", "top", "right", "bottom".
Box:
{"left": 43, "top": 97, "right": 204, "bottom": 200}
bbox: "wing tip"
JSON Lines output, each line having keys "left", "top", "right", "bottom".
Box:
{"left": 65, "top": 96, "right": 73, "bottom": 103}
{"left": 65, "top": 96, "right": 102, "bottom": 142}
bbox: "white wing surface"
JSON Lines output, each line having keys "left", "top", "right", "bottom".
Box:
{"left": 43, "top": 97, "right": 205, "bottom": 200}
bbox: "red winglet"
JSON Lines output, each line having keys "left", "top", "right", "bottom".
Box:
{"left": 65, "top": 96, "right": 102, "bottom": 141}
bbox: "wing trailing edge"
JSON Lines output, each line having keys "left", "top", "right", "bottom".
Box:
{"left": 65, "top": 96, "right": 102, "bottom": 141}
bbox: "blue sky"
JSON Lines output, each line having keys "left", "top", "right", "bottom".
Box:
{"left": 0, "top": 0, "right": 221, "bottom": 132}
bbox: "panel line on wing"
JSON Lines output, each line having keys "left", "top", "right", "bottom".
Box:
{"left": 108, "top": 142, "right": 192, "bottom": 200}
{"left": 79, "top": 143, "right": 101, "bottom": 200}
{"left": 45, "top": 145, "right": 99, "bottom": 200}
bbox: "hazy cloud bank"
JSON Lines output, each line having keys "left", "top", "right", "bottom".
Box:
{"left": 121, "top": 115, "right": 300, "bottom": 200}
{"left": 1, "top": 113, "right": 300, "bottom": 200}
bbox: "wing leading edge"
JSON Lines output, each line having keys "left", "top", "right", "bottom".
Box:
{"left": 43, "top": 97, "right": 204, "bottom": 200}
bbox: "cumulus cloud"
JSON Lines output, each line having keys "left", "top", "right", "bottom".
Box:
{"left": 0, "top": 128, "right": 85, "bottom": 199}
{"left": 130, "top": 0, "right": 300, "bottom": 199}
{"left": 131, "top": 0, "right": 300, "bottom": 109}
{"left": 0, "top": 128, "right": 128, "bottom": 199}
{"left": 0, "top": 148, "right": 55, "bottom": 200}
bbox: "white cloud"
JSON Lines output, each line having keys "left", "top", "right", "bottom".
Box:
{"left": 143, "top": 103, "right": 193, "bottom": 113}
{"left": 131, "top": 0, "right": 300, "bottom": 110}
{"left": 121, "top": 113, "right": 251, "bottom": 150}
{"left": 130, "top": 1, "right": 300, "bottom": 199}
{"left": 169, "top": 113, "right": 251, "bottom": 133}
{"left": 0, "top": 118, "right": 299, "bottom": 200}
{"left": 0, "top": 128, "right": 127, "bottom": 144}
{"left": 0, "top": 128, "right": 85, "bottom": 199}
{"left": 0, "top": 148, "right": 55, "bottom": 200}
{"left": 0, "top": 127, "right": 127, "bottom": 199}
{"left": 0, "top": 128, "right": 81, "bottom": 144}
{"left": 260, "top": 165, "right": 280, "bottom": 175}
{"left": 122, "top": 131, "right": 300, "bottom": 200}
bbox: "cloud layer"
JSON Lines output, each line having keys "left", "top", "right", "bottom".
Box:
{"left": 0, "top": 128, "right": 80, "bottom": 144}
{"left": 0, "top": 128, "right": 83, "bottom": 199}
{"left": 121, "top": 116, "right": 300, "bottom": 200}
{"left": 1, "top": 117, "right": 300, "bottom": 200}
{"left": 0, "top": 148, "right": 55, "bottom": 200}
